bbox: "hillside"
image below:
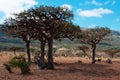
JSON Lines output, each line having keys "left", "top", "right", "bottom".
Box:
{"left": 0, "top": 30, "right": 120, "bottom": 52}
{"left": 97, "top": 30, "right": 120, "bottom": 51}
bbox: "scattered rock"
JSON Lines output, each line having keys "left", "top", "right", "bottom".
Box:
{"left": 97, "top": 58, "right": 102, "bottom": 62}
{"left": 106, "top": 58, "right": 112, "bottom": 64}
{"left": 78, "top": 60, "right": 82, "bottom": 63}
{"left": 37, "top": 58, "right": 46, "bottom": 69}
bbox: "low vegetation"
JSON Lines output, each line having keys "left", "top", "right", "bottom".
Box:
{"left": 4, "top": 55, "right": 30, "bottom": 74}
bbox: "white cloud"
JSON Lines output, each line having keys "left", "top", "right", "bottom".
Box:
{"left": 104, "top": 1, "right": 110, "bottom": 5}
{"left": 84, "top": 0, "right": 102, "bottom": 6}
{"left": 88, "top": 24, "right": 96, "bottom": 28}
{"left": 80, "top": 0, "right": 116, "bottom": 6}
{"left": 0, "top": 0, "right": 37, "bottom": 23}
{"left": 61, "top": 4, "right": 72, "bottom": 10}
{"left": 116, "top": 18, "right": 120, "bottom": 22}
{"left": 112, "top": 1, "right": 116, "bottom": 5}
{"left": 77, "top": 8, "right": 113, "bottom": 18}
{"left": 84, "top": 1, "right": 90, "bottom": 5}
{"left": 91, "top": 0, "right": 102, "bottom": 6}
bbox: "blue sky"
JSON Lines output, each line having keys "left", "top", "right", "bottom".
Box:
{"left": 0, "top": 0, "right": 120, "bottom": 31}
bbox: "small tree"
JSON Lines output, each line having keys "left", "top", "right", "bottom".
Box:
{"left": 78, "top": 45, "right": 90, "bottom": 57}
{"left": 104, "top": 48, "right": 120, "bottom": 58}
{"left": 78, "top": 27, "right": 110, "bottom": 64}
{"left": 9, "top": 46, "right": 21, "bottom": 55}
{"left": 1, "top": 11, "right": 36, "bottom": 62}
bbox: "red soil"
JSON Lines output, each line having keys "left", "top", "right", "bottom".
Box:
{"left": 0, "top": 53, "right": 120, "bottom": 80}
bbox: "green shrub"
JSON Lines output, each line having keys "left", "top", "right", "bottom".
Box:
{"left": 3, "top": 63, "right": 13, "bottom": 73}
{"left": 33, "top": 50, "right": 41, "bottom": 56}
{"left": 76, "top": 52, "right": 86, "bottom": 57}
{"left": 8, "top": 55, "right": 31, "bottom": 74}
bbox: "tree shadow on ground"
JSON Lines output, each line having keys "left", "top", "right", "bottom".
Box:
{"left": 55, "top": 62, "right": 120, "bottom": 77}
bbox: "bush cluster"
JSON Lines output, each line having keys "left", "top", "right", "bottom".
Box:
{"left": 4, "top": 55, "right": 31, "bottom": 74}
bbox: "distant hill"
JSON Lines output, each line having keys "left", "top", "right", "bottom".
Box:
{"left": 0, "top": 32, "right": 25, "bottom": 50}
{"left": 111, "top": 30, "right": 120, "bottom": 36}
{"left": 97, "top": 30, "right": 120, "bottom": 51}
{"left": 0, "top": 30, "right": 120, "bottom": 52}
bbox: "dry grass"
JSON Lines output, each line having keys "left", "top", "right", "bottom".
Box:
{"left": 0, "top": 51, "right": 120, "bottom": 80}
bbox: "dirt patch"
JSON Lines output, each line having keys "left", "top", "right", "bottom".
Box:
{"left": 0, "top": 54, "right": 120, "bottom": 80}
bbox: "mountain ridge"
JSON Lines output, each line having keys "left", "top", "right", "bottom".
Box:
{"left": 0, "top": 30, "right": 120, "bottom": 51}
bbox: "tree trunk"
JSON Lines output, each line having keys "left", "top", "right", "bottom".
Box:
{"left": 47, "top": 37, "right": 54, "bottom": 69}
{"left": 26, "top": 41, "right": 31, "bottom": 62}
{"left": 82, "top": 50, "right": 86, "bottom": 57}
{"left": 91, "top": 44, "right": 96, "bottom": 64}
{"left": 111, "top": 53, "right": 114, "bottom": 58}
{"left": 13, "top": 50, "right": 16, "bottom": 56}
{"left": 40, "top": 40, "right": 46, "bottom": 62}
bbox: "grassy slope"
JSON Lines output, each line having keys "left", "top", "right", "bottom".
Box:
{"left": 0, "top": 30, "right": 120, "bottom": 52}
